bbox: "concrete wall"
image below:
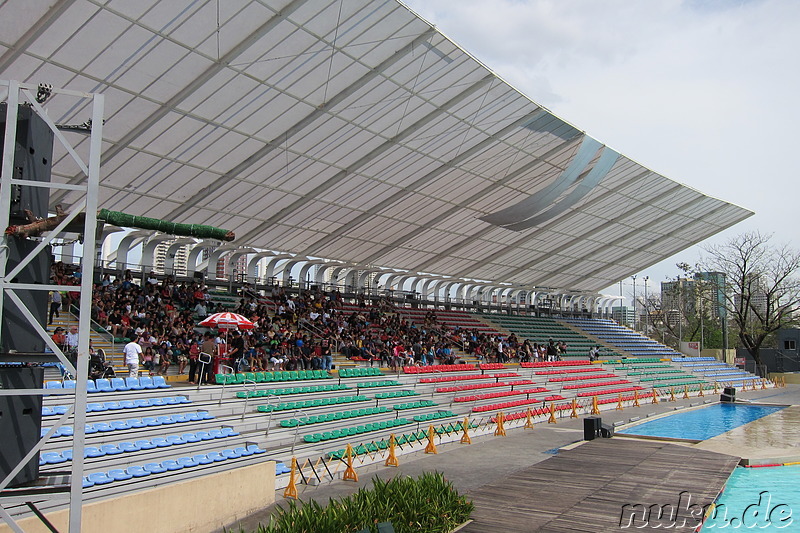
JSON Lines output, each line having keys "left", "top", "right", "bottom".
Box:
{"left": 1, "top": 461, "right": 275, "bottom": 533}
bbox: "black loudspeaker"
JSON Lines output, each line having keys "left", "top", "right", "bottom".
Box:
{"left": 0, "top": 103, "right": 54, "bottom": 223}
{"left": 584, "top": 416, "right": 601, "bottom": 440}
{"left": 721, "top": 387, "right": 736, "bottom": 403}
{"left": 2, "top": 238, "right": 52, "bottom": 353}
{"left": 0, "top": 367, "right": 44, "bottom": 487}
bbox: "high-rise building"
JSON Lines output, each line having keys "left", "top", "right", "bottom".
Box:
{"left": 154, "top": 239, "right": 190, "bottom": 276}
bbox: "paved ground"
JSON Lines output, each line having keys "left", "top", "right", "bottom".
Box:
{"left": 219, "top": 384, "right": 800, "bottom": 532}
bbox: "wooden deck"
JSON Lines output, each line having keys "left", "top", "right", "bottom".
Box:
{"left": 461, "top": 438, "right": 739, "bottom": 532}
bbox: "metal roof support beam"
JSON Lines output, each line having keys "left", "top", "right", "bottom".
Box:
{"left": 140, "top": 234, "right": 174, "bottom": 273}
{"left": 246, "top": 252, "right": 281, "bottom": 282}
{"left": 186, "top": 240, "right": 219, "bottom": 279}
{"left": 298, "top": 260, "right": 328, "bottom": 289}
{"left": 264, "top": 255, "right": 295, "bottom": 281}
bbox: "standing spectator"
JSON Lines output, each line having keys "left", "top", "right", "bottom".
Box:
{"left": 49, "top": 290, "right": 62, "bottom": 324}
{"left": 124, "top": 335, "right": 143, "bottom": 378}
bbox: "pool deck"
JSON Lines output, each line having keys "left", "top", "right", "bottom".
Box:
{"left": 461, "top": 438, "right": 739, "bottom": 532}
{"left": 695, "top": 404, "right": 800, "bottom": 465}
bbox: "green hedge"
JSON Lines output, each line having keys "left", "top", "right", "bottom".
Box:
{"left": 254, "top": 472, "right": 473, "bottom": 533}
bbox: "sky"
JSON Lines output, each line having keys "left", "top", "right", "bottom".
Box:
{"left": 402, "top": 0, "right": 800, "bottom": 302}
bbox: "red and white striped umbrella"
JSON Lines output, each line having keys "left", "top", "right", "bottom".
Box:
{"left": 198, "top": 312, "right": 255, "bottom": 330}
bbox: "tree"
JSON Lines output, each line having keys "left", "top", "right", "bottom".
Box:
{"left": 700, "top": 231, "right": 800, "bottom": 365}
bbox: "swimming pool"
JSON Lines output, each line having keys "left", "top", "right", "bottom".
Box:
{"left": 702, "top": 465, "right": 799, "bottom": 530}
{"left": 618, "top": 403, "right": 785, "bottom": 441}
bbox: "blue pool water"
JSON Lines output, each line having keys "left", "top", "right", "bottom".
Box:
{"left": 702, "top": 466, "right": 800, "bottom": 530}
{"left": 618, "top": 403, "right": 785, "bottom": 440}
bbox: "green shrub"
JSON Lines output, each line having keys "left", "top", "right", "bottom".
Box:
{"left": 253, "top": 472, "right": 473, "bottom": 533}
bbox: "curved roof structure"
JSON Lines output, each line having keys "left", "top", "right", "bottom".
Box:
{"left": 0, "top": 0, "right": 752, "bottom": 292}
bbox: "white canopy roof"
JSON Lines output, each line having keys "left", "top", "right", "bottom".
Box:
{"left": 0, "top": 0, "right": 752, "bottom": 292}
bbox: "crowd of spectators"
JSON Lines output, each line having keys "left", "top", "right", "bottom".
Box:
{"left": 53, "top": 265, "right": 573, "bottom": 381}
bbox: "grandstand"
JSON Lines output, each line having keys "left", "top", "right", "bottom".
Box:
{"left": 0, "top": 1, "right": 762, "bottom": 532}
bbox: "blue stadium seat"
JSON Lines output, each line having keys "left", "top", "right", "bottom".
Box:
{"left": 220, "top": 427, "right": 239, "bottom": 436}
{"left": 61, "top": 449, "right": 73, "bottom": 461}
{"left": 207, "top": 429, "right": 225, "bottom": 439}
{"left": 119, "top": 400, "right": 137, "bottom": 409}
{"left": 100, "top": 444, "right": 123, "bottom": 455}
{"left": 233, "top": 446, "right": 254, "bottom": 457}
{"left": 45, "top": 381, "right": 63, "bottom": 390}
{"left": 118, "top": 442, "right": 141, "bottom": 452}
{"left": 175, "top": 396, "right": 191, "bottom": 404}
{"left": 152, "top": 376, "right": 170, "bottom": 389}
{"left": 156, "top": 415, "right": 176, "bottom": 425}
{"left": 197, "top": 411, "right": 214, "bottom": 420}
{"left": 141, "top": 417, "right": 160, "bottom": 426}
{"left": 192, "top": 454, "right": 213, "bottom": 465}
{"left": 126, "top": 465, "right": 150, "bottom": 478}
{"left": 170, "top": 414, "right": 188, "bottom": 423}
{"left": 86, "top": 380, "right": 98, "bottom": 393}
{"left": 177, "top": 457, "right": 199, "bottom": 468}
{"left": 84, "top": 424, "right": 99, "bottom": 434}
{"left": 134, "top": 399, "right": 151, "bottom": 408}
{"left": 95, "top": 379, "right": 114, "bottom": 393}
{"left": 60, "top": 426, "right": 74, "bottom": 437}
{"left": 87, "top": 403, "right": 108, "bottom": 412}
{"left": 143, "top": 463, "right": 167, "bottom": 474}
{"left": 206, "top": 451, "right": 226, "bottom": 462}
{"left": 53, "top": 405, "right": 69, "bottom": 415}
{"left": 165, "top": 435, "right": 186, "bottom": 445}
{"left": 93, "top": 422, "right": 113, "bottom": 432}
{"left": 110, "top": 378, "right": 130, "bottom": 391}
{"left": 195, "top": 431, "right": 214, "bottom": 441}
{"left": 84, "top": 447, "right": 105, "bottom": 458}
{"left": 221, "top": 449, "right": 241, "bottom": 459}
{"left": 181, "top": 433, "right": 201, "bottom": 443}
{"left": 109, "top": 420, "right": 130, "bottom": 431}
{"left": 151, "top": 437, "right": 172, "bottom": 448}
{"left": 103, "top": 401, "right": 122, "bottom": 410}
{"left": 41, "top": 452, "right": 67, "bottom": 464}
{"left": 183, "top": 412, "right": 201, "bottom": 422}
{"left": 149, "top": 398, "right": 166, "bottom": 406}
{"left": 126, "top": 418, "right": 146, "bottom": 429}
{"left": 126, "top": 377, "right": 145, "bottom": 391}
{"left": 139, "top": 376, "right": 157, "bottom": 389}
{"left": 135, "top": 440, "right": 157, "bottom": 450}
{"left": 63, "top": 380, "right": 76, "bottom": 389}
{"left": 42, "top": 406, "right": 54, "bottom": 416}
{"left": 161, "top": 460, "right": 183, "bottom": 471}
{"left": 246, "top": 444, "right": 266, "bottom": 454}
{"left": 163, "top": 397, "right": 179, "bottom": 405}
{"left": 108, "top": 469, "right": 133, "bottom": 481}
{"left": 82, "top": 477, "right": 94, "bottom": 488}
{"left": 87, "top": 472, "right": 114, "bottom": 485}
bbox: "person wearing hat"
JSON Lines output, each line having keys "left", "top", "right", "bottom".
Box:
{"left": 51, "top": 327, "right": 67, "bottom": 352}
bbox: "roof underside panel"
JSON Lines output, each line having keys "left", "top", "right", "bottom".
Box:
{"left": 0, "top": 0, "right": 753, "bottom": 293}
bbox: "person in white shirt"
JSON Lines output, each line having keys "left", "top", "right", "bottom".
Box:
{"left": 124, "top": 336, "right": 143, "bottom": 378}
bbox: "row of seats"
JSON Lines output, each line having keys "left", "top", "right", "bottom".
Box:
{"left": 256, "top": 395, "right": 370, "bottom": 412}
{"left": 419, "top": 372, "right": 520, "bottom": 383}
{"left": 45, "top": 376, "right": 170, "bottom": 392}
{"left": 82, "top": 445, "right": 266, "bottom": 487}
{"left": 454, "top": 388, "right": 548, "bottom": 403}
{"left": 521, "top": 361, "right": 592, "bottom": 368}
{"left": 41, "top": 411, "right": 214, "bottom": 437}
{"left": 534, "top": 368, "right": 600, "bottom": 375}
{"left": 351, "top": 380, "right": 400, "bottom": 388}
{"left": 472, "top": 398, "right": 541, "bottom": 413}
{"left": 403, "top": 364, "right": 476, "bottom": 374}
{"left": 653, "top": 380, "right": 707, "bottom": 388}
{"left": 548, "top": 374, "right": 617, "bottom": 383}
{"left": 412, "top": 410, "right": 454, "bottom": 422}
{"left": 393, "top": 400, "right": 437, "bottom": 410}
{"left": 303, "top": 418, "right": 414, "bottom": 442}
{"left": 627, "top": 369, "right": 683, "bottom": 376}
{"left": 215, "top": 370, "right": 330, "bottom": 385}
{"left": 255, "top": 384, "right": 350, "bottom": 396}
{"left": 43, "top": 396, "right": 191, "bottom": 416}
{"left": 562, "top": 379, "right": 631, "bottom": 390}
{"left": 339, "top": 367, "right": 383, "bottom": 378}
{"left": 374, "top": 390, "right": 420, "bottom": 400}
{"left": 40, "top": 428, "right": 239, "bottom": 464}
{"left": 280, "top": 406, "right": 393, "bottom": 427}
{"left": 479, "top": 363, "right": 506, "bottom": 370}
{"left": 435, "top": 380, "right": 534, "bottom": 393}
{"left": 576, "top": 386, "right": 644, "bottom": 397}
{"left": 639, "top": 375, "right": 697, "bottom": 382}
{"left": 236, "top": 384, "right": 349, "bottom": 398}
{"left": 614, "top": 364, "right": 672, "bottom": 371}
